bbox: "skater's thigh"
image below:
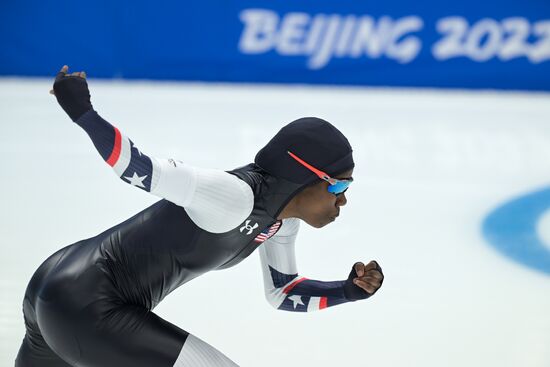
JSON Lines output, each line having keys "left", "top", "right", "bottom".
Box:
{"left": 39, "top": 301, "right": 189, "bottom": 367}
{"left": 86, "top": 305, "right": 240, "bottom": 367}
{"left": 38, "top": 301, "right": 239, "bottom": 367}
{"left": 15, "top": 331, "right": 73, "bottom": 367}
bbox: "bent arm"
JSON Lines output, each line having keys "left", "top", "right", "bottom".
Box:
{"left": 259, "top": 218, "right": 352, "bottom": 312}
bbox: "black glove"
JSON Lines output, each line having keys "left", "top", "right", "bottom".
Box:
{"left": 343, "top": 261, "right": 384, "bottom": 301}
{"left": 52, "top": 66, "right": 93, "bottom": 122}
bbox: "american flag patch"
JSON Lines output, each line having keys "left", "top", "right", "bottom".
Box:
{"left": 254, "top": 221, "right": 282, "bottom": 243}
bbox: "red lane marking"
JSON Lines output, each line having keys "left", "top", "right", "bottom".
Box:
{"left": 106, "top": 127, "right": 122, "bottom": 166}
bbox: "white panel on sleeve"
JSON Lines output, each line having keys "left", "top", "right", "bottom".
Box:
{"left": 272, "top": 216, "right": 300, "bottom": 238}
{"left": 259, "top": 218, "right": 300, "bottom": 274}
{"left": 112, "top": 133, "right": 132, "bottom": 176}
{"left": 150, "top": 158, "right": 198, "bottom": 207}
{"left": 259, "top": 217, "right": 301, "bottom": 307}
{"left": 307, "top": 296, "right": 321, "bottom": 312}
{"left": 184, "top": 168, "right": 254, "bottom": 233}
{"left": 173, "top": 334, "right": 239, "bottom": 367}
{"left": 150, "top": 159, "right": 254, "bottom": 233}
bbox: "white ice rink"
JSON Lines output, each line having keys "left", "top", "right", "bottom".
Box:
{"left": 1, "top": 78, "right": 550, "bottom": 367}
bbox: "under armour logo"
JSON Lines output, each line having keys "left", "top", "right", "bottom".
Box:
{"left": 240, "top": 220, "right": 259, "bottom": 235}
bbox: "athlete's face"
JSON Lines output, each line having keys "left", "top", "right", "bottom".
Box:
{"left": 294, "top": 168, "right": 353, "bottom": 228}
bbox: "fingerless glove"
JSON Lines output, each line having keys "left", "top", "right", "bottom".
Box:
{"left": 53, "top": 73, "right": 93, "bottom": 122}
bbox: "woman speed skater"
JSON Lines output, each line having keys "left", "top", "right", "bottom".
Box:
{"left": 15, "top": 65, "right": 384, "bottom": 367}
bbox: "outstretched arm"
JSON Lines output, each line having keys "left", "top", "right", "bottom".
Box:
{"left": 259, "top": 218, "right": 384, "bottom": 312}
{"left": 51, "top": 65, "right": 253, "bottom": 233}
{"left": 64, "top": 108, "right": 199, "bottom": 204}
{"left": 51, "top": 66, "right": 190, "bottom": 200}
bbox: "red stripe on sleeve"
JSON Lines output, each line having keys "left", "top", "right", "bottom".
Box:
{"left": 319, "top": 297, "right": 328, "bottom": 309}
{"left": 283, "top": 277, "right": 308, "bottom": 294}
{"left": 106, "top": 127, "right": 122, "bottom": 167}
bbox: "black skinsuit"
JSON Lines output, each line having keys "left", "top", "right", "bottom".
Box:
{"left": 17, "top": 71, "right": 359, "bottom": 366}
{"left": 15, "top": 164, "right": 308, "bottom": 367}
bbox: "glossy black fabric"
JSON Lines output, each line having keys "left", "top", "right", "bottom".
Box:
{"left": 15, "top": 115, "right": 357, "bottom": 365}
{"left": 21, "top": 82, "right": 358, "bottom": 366}
{"left": 15, "top": 164, "right": 310, "bottom": 366}
{"left": 16, "top": 243, "right": 189, "bottom": 367}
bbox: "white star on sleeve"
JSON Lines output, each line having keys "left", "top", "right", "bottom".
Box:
{"left": 124, "top": 172, "right": 147, "bottom": 188}
{"left": 288, "top": 295, "right": 304, "bottom": 309}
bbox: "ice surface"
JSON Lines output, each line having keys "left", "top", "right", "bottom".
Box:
{"left": 1, "top": 78, "right": 550, "bottom": 367}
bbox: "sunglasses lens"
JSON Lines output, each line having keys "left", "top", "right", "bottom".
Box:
{"left": 327, "top": 180, "right": 351, "bottom": 195}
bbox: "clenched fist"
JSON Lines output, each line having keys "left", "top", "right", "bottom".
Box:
{"left": 343, "top": 260, "right": 384, "bottom": 301}
{"left": 50, "top": 65, "right": 93, "bottom": 122}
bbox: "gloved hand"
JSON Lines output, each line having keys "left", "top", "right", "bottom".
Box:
{"left": 343, "top": 260, "right": 384, "bottom": 301}
{"left": 50, "top": 65, "right": 93, "bottom": 122}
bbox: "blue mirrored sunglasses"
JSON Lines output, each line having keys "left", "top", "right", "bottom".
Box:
{"left": 287, "top": 151, "right": 353, "bottom": 195}
{"left": 326, "top": 179, "right": 353, "bottom": 195}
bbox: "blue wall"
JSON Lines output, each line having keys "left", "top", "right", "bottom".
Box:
{"left": 1, "top": 0, "right": 549, "bottom": 90}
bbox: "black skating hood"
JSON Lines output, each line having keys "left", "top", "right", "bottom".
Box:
{"left": 230, "top": 117, "right": 355, "bottom": 221}
{"left": 255, "top": 117, "right": 354, "bottom": 185}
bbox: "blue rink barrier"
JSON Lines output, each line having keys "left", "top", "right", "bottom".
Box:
{"left": 0, "top": 0, "right": 549, "bottom": 90}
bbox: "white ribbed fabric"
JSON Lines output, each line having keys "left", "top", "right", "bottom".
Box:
{"left": 149, "top": 156, "right": 162, "bottom": 193}
{"left": 150, "top": 158, "right": 254, "bottom": 233}
{"left": 173, "top": 334, "right": 239, "bottom": 367}
{"left": 151, "top": 158, "right": 198, "bottom": 207}
{"left": 258, "top": 218, "right": 301, "bottom": 308}
{"left": 184, "top": 168, "right": 254, "bottom": 233}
